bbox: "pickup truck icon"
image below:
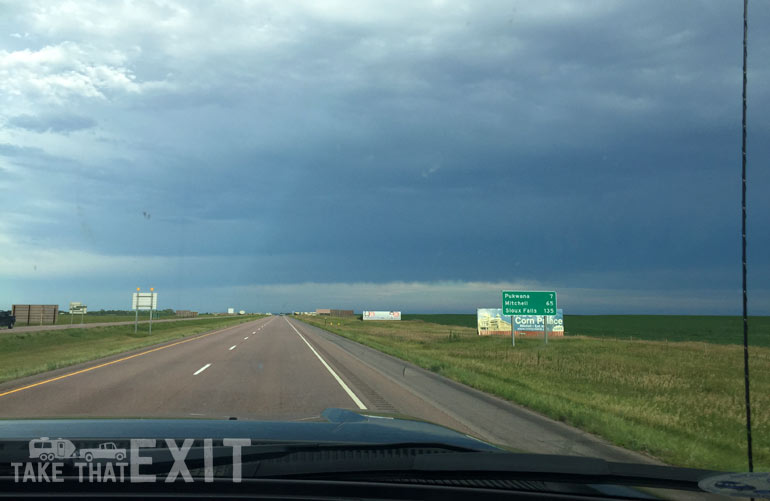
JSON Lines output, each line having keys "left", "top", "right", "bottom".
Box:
{"left": 79, "top": 442, "right": 126, "bottom": 462}
{"left": 29, "top": 438, "right": 126, "bottom": 462}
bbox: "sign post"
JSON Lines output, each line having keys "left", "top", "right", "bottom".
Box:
{"left": 134, "top": 288, "right": 140, "bottom": 333}
{"left": 132, "top": 289, "right": 158, "bottom": 334}
{"left": 69, "top": 302, "right": 87, "bottom": 325}
{"left": 502, "top": 291, "right": 557, "bottom": 346}
{"left": 149, "top": 288, "right": 154, "bottom": 335}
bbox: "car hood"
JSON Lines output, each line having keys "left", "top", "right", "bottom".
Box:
{"left": 0, "top": 408, "right": 499, "bottom": 452}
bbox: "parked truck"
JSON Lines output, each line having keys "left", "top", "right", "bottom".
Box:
{"left": 0, "top": 311, "right": 15, "bottom": 329}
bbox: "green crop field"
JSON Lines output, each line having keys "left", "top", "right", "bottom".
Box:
{"left": 298, "top": 314, "right": 769, "bottom": 472}
{"left": 401, "top": 314, "right": 477, "bottom": 328}
{"left": 403, "top": 314, "right": 770, "bottom": 347}
{"left": 565, "top": 315, "right": 770, "bottom": 346}
{"left": 0, "top": 315, "right": 265, "bottom": 385}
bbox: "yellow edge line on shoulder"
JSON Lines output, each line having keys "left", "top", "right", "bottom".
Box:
{"left": 0, "top": 324, "right": 243, "bottom": 399}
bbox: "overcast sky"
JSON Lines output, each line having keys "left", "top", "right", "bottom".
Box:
{"left": 1, "top": 1, "right": 768, "bottom": 314}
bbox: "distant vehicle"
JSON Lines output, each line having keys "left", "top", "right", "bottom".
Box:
{"left": 29, "top": 438, "right": 77, "bottom": 461}
{"left": 0, "top": 311, "right": 15, "bottom": 329}
{"left": 79, "top": 442, "right": 126, "bottom": 462}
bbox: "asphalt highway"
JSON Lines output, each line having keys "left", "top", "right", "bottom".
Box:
{"left": 0, "top": 315, "right": 659, "bottom": 465}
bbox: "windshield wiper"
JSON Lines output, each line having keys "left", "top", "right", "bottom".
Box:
{"left": 144, "top": 443, "right": 717, "bottom": 493}
{"left": 243, "top": 448, "right": 717, "bottom": 493}
{"left": 0, "top": 441, "right": 720, "bottom": 495}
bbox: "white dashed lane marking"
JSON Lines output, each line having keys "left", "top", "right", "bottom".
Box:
{"left": 194, "top": 364, "right": 211, "bottom": 376}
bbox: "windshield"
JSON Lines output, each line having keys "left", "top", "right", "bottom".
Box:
{"left": 0, "top": 0, "right": 768, "bottom": 496}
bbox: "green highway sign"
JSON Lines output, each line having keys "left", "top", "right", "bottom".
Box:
{"left": 502, "top": 291, "right": 557, "bottom": 316}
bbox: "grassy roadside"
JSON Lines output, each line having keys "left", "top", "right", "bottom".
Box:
{"left": 297, "top": 315, "right": 769, "bottom": 472}
{"left": 0, "top": 315, "right": 265, "bottom": 385}
{"left": 402, "top": 314, "right": 770, "bottom": 347}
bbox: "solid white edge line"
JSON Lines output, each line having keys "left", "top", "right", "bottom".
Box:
{"left": 284, "top": 318, "right": 367, "bottom": 410}
{"left": 229, "top": 345, "right": 237, "bottom": 351}
{"left": 194, "top": 363, "right": 211, "bottom": 375}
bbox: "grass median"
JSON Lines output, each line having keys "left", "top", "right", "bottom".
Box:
{"left": 298, "top": 315, "right": 769, "bottom": 472}
{"left": 0, "top": 315, "right": 265, "bottom": 385}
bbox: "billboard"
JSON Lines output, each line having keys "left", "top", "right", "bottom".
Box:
{"left": 514, "top": 309, "right": 564, "bottom": 337}
{"left": 363, "top": 311, "right": 401, "bottom": 321}
{"left": 227, "top": 308, "right": 235, "bottom": 314}
{"left": 477, "top": 308, "right": 511, "bottom": 336}
{"left": 12, "top": 305, "right": 59, "bottom": 325}
{"left": 69, "top": 302, "right": 87, "bottom": 314}
{"left": 132, "top": 293, "right": 157, "bottom": 311}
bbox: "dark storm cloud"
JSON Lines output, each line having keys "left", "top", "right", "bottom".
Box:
{"left": 1, "top": 0, "right": 768, "bottom": 312}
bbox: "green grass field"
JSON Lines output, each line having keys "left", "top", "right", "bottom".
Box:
{"left": 0, "top": 315, "right": 265, "bottom": 385}
{"left": 565, "top": 315, "right": 770, "bottom": 346}
{"left": 298, "top": 315, "right": 769, "bottom": 472}
{"left": 402, "top": 314, "right": 477, "bottom": 328}
{"left": 403, "top": 314, "right": 770, "bottom": 347}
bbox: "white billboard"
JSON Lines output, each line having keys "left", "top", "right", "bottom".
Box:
{"left": 227, "top": 308, "right": 235, "bottom": 314}
{"left": 132, "top": 293, "right": 158, "bottom": 311}
{"left": 477, "top": 308, "right": 511, "bottom": 335}
{"left": 513, "top": 309, "right": 564, "bottom": 335}
{"left": 363, "top": 311, "right": 401, "bottom": 321}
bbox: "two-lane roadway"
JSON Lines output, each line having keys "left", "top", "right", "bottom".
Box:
{"left": 0, "top": 315, "right": 659, "bottom": 466}
{"left": 0, "top": 316, "right": 355, "bottom": 420}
